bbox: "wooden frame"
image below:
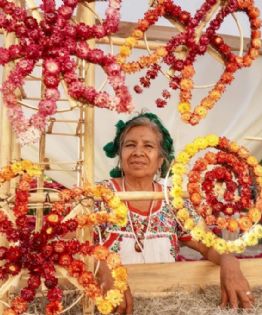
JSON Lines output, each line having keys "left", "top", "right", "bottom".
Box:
{"left": 127, "top": 258, "right": 262, "bottom": 296}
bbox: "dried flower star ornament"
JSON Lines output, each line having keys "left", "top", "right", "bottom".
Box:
{"left": 0, "top": 0, "right": 133, "bottom": 146}
{"left": 0, "top": 161, "right": 128, "bottom": 314}
{"left": 170, "top": 135, "right": 262, "bottom": 254}
{"left": 117, "top": 0, "right": 261, "bottom": 125}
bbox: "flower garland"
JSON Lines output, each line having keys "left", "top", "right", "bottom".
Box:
{"left": 117, "top": 0, "right": 261, "bottom": 124}
{"left": 0, "top": 162, "right": 128, "bottom": 315}
{"left": 0, "top": 0, "right": 132, "bottom": 146}
{"left": 170, "top": 135, "right": 262, "bottom": 254}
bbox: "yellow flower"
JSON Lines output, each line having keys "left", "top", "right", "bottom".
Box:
{"left": 230, "top": 239, "right": 246, "bottom": 254}
{"left": 170, "top": 186, "right": 183, "bottom": 197}
{"left": 213, "top": 238, "right": 227, "bottom": 254}
{"left": 195, "top": 106, "right": 207, "bottom": 117}
{"left": 176, "top": 152, "right": 190, "bottom": 164}
{"left": 257, "top": 176, "right": 262, "bottom": 185}
{"left": 243, "top": 232, "right": 258, "bottom": 247}
{"left": 108, "top": 196, "right": 122, "bottom": 208}
{"left": 21, "top": 160, "right": 33, "bottom": 170}
{"left": 229, "top": 141, "right": 240, "bottom": 153}
{"left": 176, "top": 208, "right": 190, "bottom": 222}
{"left": 180, "top": 79, "right": 193, "bottom": 90}
{"left": 253, "top": 225, "right": 262, "bottom": 238}
{"left": 27, "top": 164, "right": 42, "bottom": 177}
{"left": 125, "top": 37, "right": 137, "bottom": 48}
{"left": 254, "top": 165, "right": 262, "bottom": 176}
{"left": 132, "top": 29, "right": 143, "bottom": 39}
{"left": 114, "top": 204, "right": 128, "bottom": 217}
{"left": 184, "top": 218, "right": 195, "bottom": 231}
{"left": 114, "top": 281, "right": 128, "bottom": 292}
{"left": 206, "top": 134, "right": 219, "bottom": 146}
{"left": 227, "top": 241, "right": 240, "bottom": 254}
{"left": 209, "top": 90, "right": 221, "bottom": 101}
{"left": 112, "top": 266, "right": 128, "bottom": 282}
{"left": 202, "top": 231, "right": 216, "bottom": 247}
{"left": 172, "top": 163, "right": 187, "bottom": 175}
{"left": 119, "top": 46, "right": 131, "bottom": 57}
{"left": 172, "top": 174, "right": 183, "bottom": 185}
{"left": 172, "top": 197, "right": 184, "bottom": 209}
{"left": 10, "top": 162, "right": 23, "bottom": 174}
{"left": 193, "top": 137, "right": 208, "bottom": 150}
{"left": 191, "top": 226, "right": 205, "bottom": 241}
{"left": 106, "top": 253, "right": 121, "bottom": 269}
{"left": 184, "top": 143, "right": 198, "bottom": 156}
{"left": 178, "top": 102, "right": 191, "bottom": 113}
{"left": 96, "top": 298, "right": 113, "bottom": 315}
{"left": 106, "top": 289, "right": 123, "bottom": 307}
{"left": 247, "top": 156, "right": 258, "bottom": 166}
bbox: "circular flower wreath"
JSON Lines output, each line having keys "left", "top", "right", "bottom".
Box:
{"left": 0, "top": 0, "right": 133, "bottom": 146}
{"left": 170, "top": 135, "right": 262, "bottom": 254}
{"left": 117, "top": 0, "right": 261, "bottom": 125}
{"left": 0, "top": 161, "right": 128, "bottom": 315}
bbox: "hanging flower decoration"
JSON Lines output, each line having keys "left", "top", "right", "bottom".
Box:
{"left": 117, "top": 0, "right": 261, "bottom": 124}
{"left": 0, "top": 162, "right": 128, "bottom": 315}
{"left": 170, "top": 135, "right": 262, "bottom": 254}
{"left": 0, "top": 0, "right": 133, "bottom": 146}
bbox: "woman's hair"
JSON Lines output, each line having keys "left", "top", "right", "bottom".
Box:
{"left": 103, "top": 113, "right": 175, "bottom": 178}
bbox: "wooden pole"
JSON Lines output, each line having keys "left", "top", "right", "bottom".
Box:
{"left": 0, "top": 10, "right": 20, "bottom": 313}
{"left": 76, "top": 2, "right": 95, "bottom": 314}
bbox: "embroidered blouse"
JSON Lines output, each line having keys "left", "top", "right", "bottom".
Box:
{"left": 95, "top": 179, "right": 191, "bottom": 264}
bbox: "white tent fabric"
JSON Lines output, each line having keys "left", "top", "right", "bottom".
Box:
{"left": 0, "top": 0, "right": 261, "bottom": 187}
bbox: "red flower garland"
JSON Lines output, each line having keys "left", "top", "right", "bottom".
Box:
{"left": 0, "top": 0, "right": 133, "bottom": 145}
{"left": 188, "top": 138, "right": 260, "bottom": 233}
{"left": 118, "top": 0, "right": 261, "bottom": 124}
{"left": 0, "top": 164, "right": 128, "bottom": 315}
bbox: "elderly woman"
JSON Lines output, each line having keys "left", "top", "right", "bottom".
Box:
{"left": 98, "top": 112, "right": 253, "bottom": 314}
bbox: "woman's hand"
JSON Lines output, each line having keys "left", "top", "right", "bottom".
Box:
{"left": 97, "top": 261, "right": 134, "bottom": 314}
{"left": 220, "top": 255, "right": 254, "bottom": 309}
{"left": 115, "top": 286, "right": 133, "bottom": 315}
{"left": 182, "top": 239, "right": 254, "bottom": 309}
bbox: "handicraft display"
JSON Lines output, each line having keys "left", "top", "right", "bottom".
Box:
{"left": 170, "top": 135, "right": 262, "bottom": 254}
{"left": 117, "top": 0, "right": 261, "bottom": 125}
{"left": 0, "top": 161, "right": 128, "bottom": 315}
{"left": 0, "top": 0, "right": 132, "bottom": 145}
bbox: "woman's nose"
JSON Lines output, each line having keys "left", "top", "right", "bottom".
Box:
{"left": 132, "top": 145, "right": 145, "bottom": 155}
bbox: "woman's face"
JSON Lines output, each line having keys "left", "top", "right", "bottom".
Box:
{"left": 120, "top": 125, "right": 164, "bottom": 179}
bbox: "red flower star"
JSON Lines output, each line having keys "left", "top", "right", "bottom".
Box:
{"left": 0, "top": 0, "right": 132, "bottom": 145}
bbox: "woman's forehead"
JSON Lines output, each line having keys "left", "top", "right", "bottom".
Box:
{"left": 123, "top": 125, "right": 160, "bottom": 142}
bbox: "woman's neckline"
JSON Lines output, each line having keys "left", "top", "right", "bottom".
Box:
{"left": 110, "top": 178, "right": 162, "bottom": 216}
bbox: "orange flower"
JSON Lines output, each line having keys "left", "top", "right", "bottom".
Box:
{"left": 248, "top": 207, "right": 261, "bottom": 223}
{"left": 216, "top": 217, "right": 228, "bottom": 230}
{"left": 238, "top": 216, "right": 252, "bottom": 232}
{"left": 11, "top": 297, "right": 28, "bottom": 314}
{"left": 93, "top": 245, "right": 109, "bottom": 260}
{"left": 228, "top": 219, "right": 239, "bottom": 233}
{"left": 46, "top": 301, "right": 63, "bottom": 315}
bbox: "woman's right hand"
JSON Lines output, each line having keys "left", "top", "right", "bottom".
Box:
{"left": 115, "top": 285, "right": 133, "bottom": 315}
{"left": 97, "top": 261, "right": 134, "bottom": 314}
